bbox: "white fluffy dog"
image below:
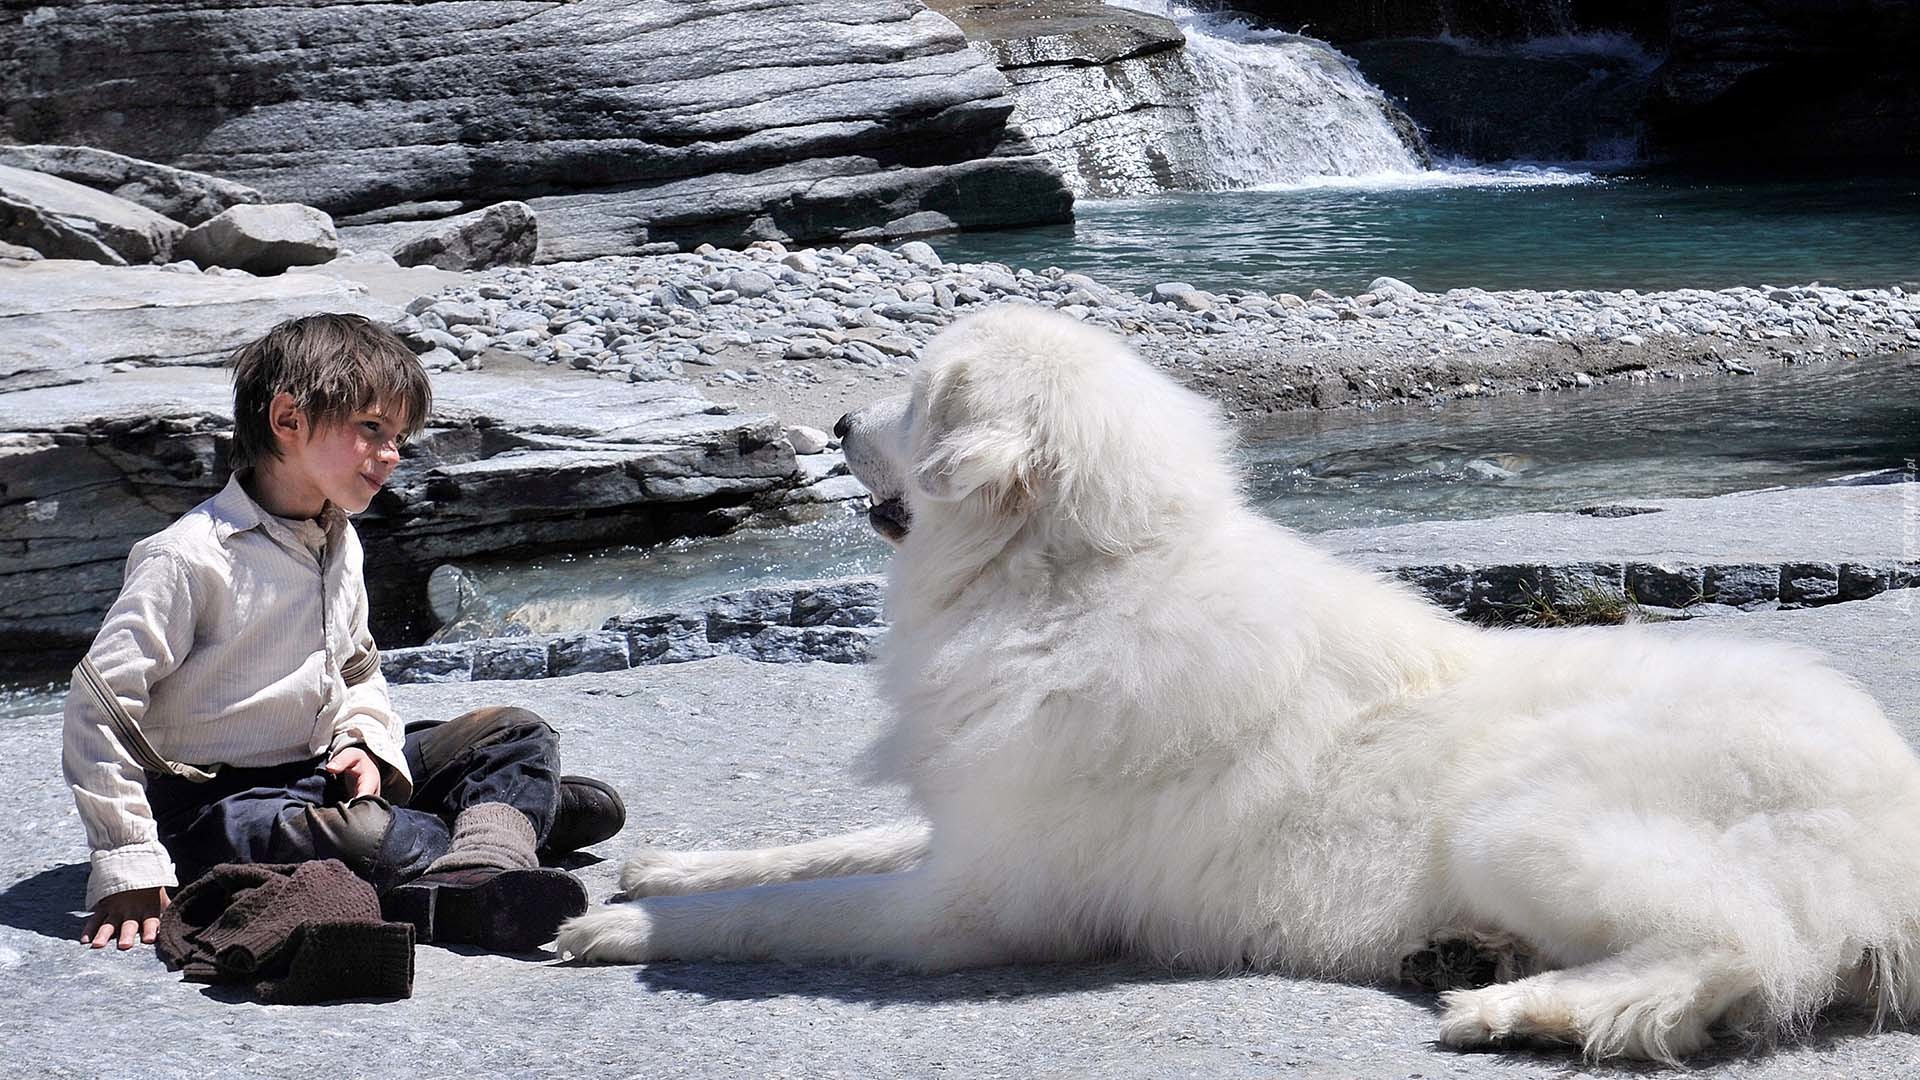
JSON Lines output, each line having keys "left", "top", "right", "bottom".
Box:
{"left": 558, "top": 305, "right": 1920, "bottom": 1061}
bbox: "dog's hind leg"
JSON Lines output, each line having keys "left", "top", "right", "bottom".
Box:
{"left": 1436, "top": 942, "right": 1761, "bottom": 1062}
{"left": 559, "top": 867, "right": 1023, "bottom": 969}
{"left": 618, "top": 821, "right": 930, "bottom": 898}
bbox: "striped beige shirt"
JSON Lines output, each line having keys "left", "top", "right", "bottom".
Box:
{"left": 62, "top": 473, "right": 413, "bottom": 908}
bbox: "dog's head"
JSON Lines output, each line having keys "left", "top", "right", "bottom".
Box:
{"left": 837, "top": 304, "right": 1235, "bottom": 558}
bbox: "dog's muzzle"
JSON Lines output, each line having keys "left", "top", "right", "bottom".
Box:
{"left": 867, "top": 497, "right": 911, "bottom": 542}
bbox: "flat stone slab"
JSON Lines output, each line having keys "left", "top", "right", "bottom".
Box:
{"left": 6, "top": 592, "right": 1920, "bottom": 1077}
{"left": 1319, "top": 483, "right": 1920, "bottom": 616}
{"left": 0, "top": 258, "right": 399, "bottom": 390}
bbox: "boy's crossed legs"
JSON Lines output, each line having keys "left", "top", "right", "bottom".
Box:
{"left": 147, "top": 706, "right": 624, "bottom": 952}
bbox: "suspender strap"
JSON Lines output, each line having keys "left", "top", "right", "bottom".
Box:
{"left": 76, "top": 657, "right": 222, "bottom": 783}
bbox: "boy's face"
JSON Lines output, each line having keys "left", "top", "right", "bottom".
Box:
{"left": 269, "top": 396, "right": 408, "bottom": 516}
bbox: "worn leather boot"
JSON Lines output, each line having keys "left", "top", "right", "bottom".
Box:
{"left": 541, "top": 775, "right": 627, "bottom": 855}
{"left": 384, "top": 865, "right": 586, "bottom": 953}
{"left": 383, "top": 803, "right": 587, "bottom": 952}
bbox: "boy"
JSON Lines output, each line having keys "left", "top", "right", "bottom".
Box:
{"left": 64, "top": 313, "right": 624, "bottom": 955}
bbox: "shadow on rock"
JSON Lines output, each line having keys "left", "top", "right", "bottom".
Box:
{"left": 633, "top": 958, "right": 1211, "bottom": 1006}
{"left": 0, "top": 863, "right": 89, "bottom": 940}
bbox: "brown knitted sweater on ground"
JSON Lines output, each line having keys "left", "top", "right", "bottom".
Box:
{"left": 156, "top": 860, "right": 413, "bottom": 1004}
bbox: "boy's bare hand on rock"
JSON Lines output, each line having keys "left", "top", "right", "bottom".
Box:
{"left": 324, "top": 745, "right": 383, "bottom": 799}
{"left": 82, "top": 886, "right": 169, "bottom": 950}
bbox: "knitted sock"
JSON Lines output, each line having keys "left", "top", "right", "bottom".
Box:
{"left": 423, "top": 802, "right": 540, "bottom": 874}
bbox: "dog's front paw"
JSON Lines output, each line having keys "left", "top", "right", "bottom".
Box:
{"left": 618, "top": 846, "right": 704, "bottom": 898}
{"left": 555, "top": 905, "right": 657, "bottom": 964}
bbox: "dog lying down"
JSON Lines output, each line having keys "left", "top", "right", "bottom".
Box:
{"left": 558, "top": 304, "right": 1920, "bottom": 1062}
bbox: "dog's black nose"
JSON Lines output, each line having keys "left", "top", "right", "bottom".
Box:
{"left": 833, "top": 413, "right": 852, "bottom": 440}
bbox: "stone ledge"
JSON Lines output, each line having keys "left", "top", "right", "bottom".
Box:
{"left": 384, "top": 577, "right": 886, "bottom": 684}
{"left": 1390, "top": 558, "right": 1920, "bottom": 619}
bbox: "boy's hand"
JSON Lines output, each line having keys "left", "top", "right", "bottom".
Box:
{"left": 324, "top": 745, "right": 383, "bottom": 799}
{"left": 82, "top": 886, "right": 169, "bottom": 950}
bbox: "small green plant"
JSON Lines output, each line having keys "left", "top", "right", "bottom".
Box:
{"left": 1475, "top": 582, "right": 1674, "bottom": 628}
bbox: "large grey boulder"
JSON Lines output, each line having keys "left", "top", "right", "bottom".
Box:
{"left": 177, "top": 203, "right": 339, "bottom": 275}
{"left": 0, "top": 144, "right": 264, "bottom": 226}
{"left": 0, "top": 0, "right": 1072, "bottom": 255}
{"left": 0, "top": 163, "right": 185, "bottom": 265}
{"left": 340, "top": 201, "right": 538, "bottom": 271}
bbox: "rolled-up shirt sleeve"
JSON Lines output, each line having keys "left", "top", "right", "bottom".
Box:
{"left": 62, "top": 546, "right": 195, "bottom": 909}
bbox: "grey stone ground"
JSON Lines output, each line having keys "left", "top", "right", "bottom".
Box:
{"left": 6, "top": 593, "right": 1920, "bottom": 1077}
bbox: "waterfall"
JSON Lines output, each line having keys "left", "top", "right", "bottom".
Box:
{"left": 1110, "top": 1, "right": 1424, "bottom": 189}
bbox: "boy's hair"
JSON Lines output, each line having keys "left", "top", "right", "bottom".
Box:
{"left": 228, "top": 313, "right": 433, "bottom": 470}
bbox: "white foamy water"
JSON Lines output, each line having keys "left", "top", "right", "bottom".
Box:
{"left": 1108, "top": 0, "right": 1424, "bottom": 189}
{"left": 1252, "top": 162, "right": 1600, "bottom": 193}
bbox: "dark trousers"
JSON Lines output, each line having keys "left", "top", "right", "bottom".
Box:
{"left": 147, "top": 706, "right": 561, "bottom": 894}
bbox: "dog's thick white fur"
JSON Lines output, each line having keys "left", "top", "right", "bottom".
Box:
{"left": 559, "top": 305, "right": 1920, "bottom": 1061}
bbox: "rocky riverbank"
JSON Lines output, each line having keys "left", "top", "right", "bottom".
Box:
{"left": 399, "top": 238, "right": 1920, "bottom": 428}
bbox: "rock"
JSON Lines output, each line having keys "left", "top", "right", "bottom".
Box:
{"left": 375, "top": 201, "right": 538, "bottom": 271}
{"left": 0, "top": 258, "right": 397, "bottom": 391}
{"left": 177, "top": 203, "right": 339, "bottom": 275}
{"left": 402, "top": 578, "right": 883, "bottom": 674}
{"left": 786, "top": 425, "right": 831, "bottom": 455}
{"left": 335, "top": 200, "right": 469, "bottom": 226}
{"left": 0, "top": 144, "right": 264, "bottom": 226}
{"left": 0, "top": 163, "right": 186, "bottom": 265}
{"left": 1368, "top": 276, "right": 1418, "bottom": 300}
{"left": 727, "top": 269, "right": 777, "bottom": 299}
{"left": 895, "top": 240, "right": 941, "bottom": 269}
{"left": 0, "top": 1, "right": 1073, "bottom": 256}
{"left": 1150, "top": 282, "right": 1212, "bottom": 312}
{"left": 1321, "top": 486, "right": 1920, "bottom": 619}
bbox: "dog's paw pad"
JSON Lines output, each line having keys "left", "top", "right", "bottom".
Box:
{"left": 1401, "top": 929, "right": 1532, "bottom": 991}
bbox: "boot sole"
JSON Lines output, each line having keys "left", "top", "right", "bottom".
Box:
{"left": 386, "top": 868, "right": 587, "bottom": 953}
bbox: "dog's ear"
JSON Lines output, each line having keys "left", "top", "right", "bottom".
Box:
{"left": 907, "top": 362, "right": 1029, "bottom": 503}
